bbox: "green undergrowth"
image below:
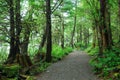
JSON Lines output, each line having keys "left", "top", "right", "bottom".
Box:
{"left": 86, "top": 46, "right": 120, "bottom": 80}
{"left": 85, "top": 46, "right": 99, "bottom": 56}
{"left": 0, "top": 62, "right": 50, "bottom": 80}
{"left": 0, "top": 49, "right": 8, "bottom": 63}
{"left": 52, "top": 45, "right": 73, "bottom": 62}
{"left": 30, "top": 62, "right": 51, "bottom": 75}
{"left": 0, "top": 45, "right": 73, "bottom": 80}
{"left": 0, "top": 64, "right": 21, "bottom": 80}
{"left": 28, "top": 45, "right": 73, "bottom": 62}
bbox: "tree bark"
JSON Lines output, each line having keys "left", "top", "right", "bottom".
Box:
{"left": 92, "top": 25, "right": 97, "bottom": 48}
{"left": 105, "top": 0, "right": 113, "bottom": 48}
{"left": 100, "top": 0, "right": 108, "bottom": 50}
{"left": 46, "top": 0, "right": 52, "bottom": 62}
{"left": 20, "top": 23, "right": 30, "bottom": 54}
{"left": 79, "top": 25, "right": 83, "bottom": 46}
{"left": 7, "top": 0, "right": 16, "bottom": 61}
{"left": 118, "top": 0, "right": 120, "bottom": 42}
{"left": 99, "top": 0, "right": 113, "bottom": 53}
{"left": 15, "top": 0, "right": 21, "bottom": 54}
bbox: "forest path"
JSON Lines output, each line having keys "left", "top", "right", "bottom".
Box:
{"left": 36, "top": 51, "right": 99, "bottom": 80}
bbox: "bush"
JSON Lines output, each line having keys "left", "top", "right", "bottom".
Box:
{"left": 63, "top": 47, "right": 73, "bottom": 55}
{"left": 85, "top": 46, "right": 99, "bottom": 56}
{"left": 52, "top": 45, "right": 73, "bottom": 62}
{"left": 90, "top": 48, "right": 120, "bottom": 79}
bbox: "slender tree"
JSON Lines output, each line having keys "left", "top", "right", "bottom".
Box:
{"left": 118, "top": 0, "right": 120, "bottom": 42}
{"left": 61, "top": 16, "right": 64, "bottom": 48}
{"left": 46, "top": 0, "right": 52, "bottom": 62}
{"left": 70, "top": 0, "right": 77, "bottom": 47}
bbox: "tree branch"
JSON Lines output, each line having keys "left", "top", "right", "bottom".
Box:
{"left": 52, "top": 0, "right": 63, "bottom": 13}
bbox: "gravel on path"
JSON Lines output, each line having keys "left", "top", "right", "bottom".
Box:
{"left": 36, "top": 51, "right": 99, "bottom": 80}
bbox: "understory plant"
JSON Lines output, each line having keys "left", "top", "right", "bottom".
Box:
{"left": 52, "top": 45, "right": 73, "bottom": 62}
{"left": 89, "top": 47, "right": 120, "bottom": 80}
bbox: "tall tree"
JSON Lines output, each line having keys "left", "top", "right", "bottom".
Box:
{"left": 70, "top": 0, "right": 77, "bottom": 47}
{"left": 7, "top": 0, "right": 16, "bottom": 61}
{"left": 15, "top": 0, "right": 21, "bottom": 54}
{"left": 6, "top": 0, "right": 21, "bottom": 63}
{"left": 118, "top": 0, "right": 120, "bottom": 42}
{"left": 99, "top": 0, "right": 113, "bottom": 53}
{"left": 46, "top": 0, "right": 52, "bottom": 62}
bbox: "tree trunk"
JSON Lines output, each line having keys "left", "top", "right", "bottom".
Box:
{"left": 15, "top": 0, "right": 21, "bottom": 54}
{"left": 83, "top": 27, "right": 88, "bottom": 48}
{"left": 20, "top": 23, "right": 30, "bottom": 54}
{"left": 87, "top": 28, "right": 89, "bottom": 46}
{"left": 6, "top": 0, "right": 32, "bottom": 66}
{"left": 105, "top": 0, "right": 113, "bottom": 48}
{"left": 46, "top": 0, "right": 52, "bottom": 62}
{"left": 20, "top": 8, "right": 33, "bottom": 54}
{"left": 61, "top": 15, "right": 64, "bottom": 48}
{"left": 79, "top": 25, "right": 83, "bottom": 47}
{"left": 7, "top": 0, "right": 16, "bottom": 62}
{"left": 92, "top": 26, "right": 97, "bottom": 48}
{"left": 118, "top": 0, "right": 120, "bottom": 42}
{"left": 99, "top": 0, "right": 108, "bottom": 50}
{"left": 99, "top": 0, "right": 113, "bottom": 54}
{"left": 70, "top": 0, "right": 77, "bottom": 48}
{"left": 38, "top": 27, "right": 47, "bottom": 52}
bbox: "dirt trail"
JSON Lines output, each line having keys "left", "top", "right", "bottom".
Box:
{"left": 36, "top": 51, "right": 99, "bottom": 80}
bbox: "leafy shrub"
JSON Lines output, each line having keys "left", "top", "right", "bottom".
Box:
{"left": 90, "top": 48, "right": 120, "bottom": 79}
{"left": 52, "top": 45, "right": 64, "bottom": 61}
{"left": 0, "top": 48, "right": 8, "bottom": 63}
{"left": 85, "top": 46, "right": 99, "bottom": 56}
{"left": 28, "top": 45, "right": 38, "bottom": 59}
{"left": 63, "top": 47, "right": 73, "bottom": 55}
{"left": 52, "top": 45, "right": 73, "bottom": 62}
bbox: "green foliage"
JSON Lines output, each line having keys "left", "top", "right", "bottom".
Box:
{"left": 85, "top": 46, "right": 99, "bottom": 56}
{"left": 52, "top": 45, "right": 73, "bottom": 62}
{"left": 28, "top": 45, "right": 38, "bottom": 59}
{"left": 75, "top": 42, "right": 86, "bottom": 50}
{"left": 90, "top": 48, "right": 120, "bottom": 79}
{"left": 0, "top": 46, "right": 8, "bottom": 63}
{"left": 63, "top": 47, "right": 73, "bottom": 54}
{"left": 1, "top": 64, "right": 21, "bottom": 78}
{"left": 30, "top": 62, "right": 50, "bottom": 75}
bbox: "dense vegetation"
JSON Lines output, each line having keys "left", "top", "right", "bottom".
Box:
{"left": 0, "top": 0, "right": 120, "bottom": 80}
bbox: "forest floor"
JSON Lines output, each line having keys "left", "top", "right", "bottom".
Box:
{"left": 36, "top": 51, "right": 99, "bottom": 80}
